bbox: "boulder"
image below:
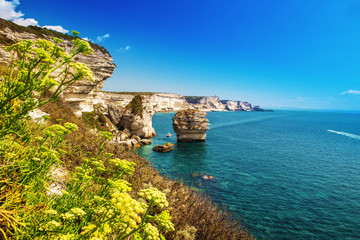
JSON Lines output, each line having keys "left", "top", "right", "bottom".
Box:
{"left": 129, "top": 138, "right": 141, "bottom": 148}
{"left": 131, "top": 135, "right": 141, "bottom": 142}
{"left": 172, "top": 109, "right": 209, "bottom": 142}
{"left": 140, "top": 139, "right": 152, "bottom": 145}
{"left": 152, "top": 143, "right": 174, "bottom": 152}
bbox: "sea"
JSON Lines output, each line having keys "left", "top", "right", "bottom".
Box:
{"left": 137, "top": 110, "right": 360, "bottom": 240}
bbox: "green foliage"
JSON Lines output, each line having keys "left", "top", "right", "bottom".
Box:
{"left": 126, "top": 95, "right": 144, "bottom": 115}
{"left": 184, "top": 96, "right": 204, "bottom": 103}
{"left": 82, "top": 111, "right": 110, "bottom": 131}
{"left": 0, "top": 18, "right": 109, "bottom": 55}
{"left": 0, "top": 39, "right": 174, "bottom": 239}
{"left": 0, "top": 37, "right": 93, "bottom": 139}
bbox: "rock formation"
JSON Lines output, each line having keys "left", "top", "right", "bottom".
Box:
{"left": 172, "top": 110, "right": 209, "bottom": 142}
{"left": 107, "top": 95, "right": 156, "bottom": 138}
{"left": 152, "top": 143, "right": 175, "bottom": 152}
{"left": 185, "top": 96, "right": 227, "bottom": 112}
{"left": 0, "top": 18, "right": 116, "bottom": 116}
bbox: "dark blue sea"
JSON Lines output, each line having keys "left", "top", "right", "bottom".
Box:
{"left": 137, "top": 110, "right": 360, "bottom": 240}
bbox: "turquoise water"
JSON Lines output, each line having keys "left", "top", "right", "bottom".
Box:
{"left": 137, "top": 110, "right": 360, "bottom": 240}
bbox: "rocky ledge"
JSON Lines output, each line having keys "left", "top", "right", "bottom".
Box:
{"left": 172, "top": 109, "right": 209, "bottom": 142}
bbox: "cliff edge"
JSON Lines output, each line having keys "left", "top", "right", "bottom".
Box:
{"left": 0, "top": 18, "right": 116, "bottom": 115}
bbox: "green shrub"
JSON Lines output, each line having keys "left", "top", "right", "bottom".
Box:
{"left": 126, "top": 95, "right": 144, "bottom": 115}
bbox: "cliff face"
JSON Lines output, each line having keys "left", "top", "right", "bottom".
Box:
{"left": 101, "top": 92, "right": 188, "bottom": 112}
{"left": 185, "top": 96, "right": 227, "bottom": 111}
{"left": 0, "top": 18, "right": 116, "bottom": 115}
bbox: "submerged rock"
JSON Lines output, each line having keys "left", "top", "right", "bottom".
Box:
{"left": 152, "top": 143, "right": 174, "bottom": 152}
{"left": 202, "top": 175, "right": 215, "bottom": 180}
{"left": 172, "top": 109, "right": 209, "bottom": 142}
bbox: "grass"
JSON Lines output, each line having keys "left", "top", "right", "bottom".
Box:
{"left": 41, "top": 99, "right": 254, "bottom": 239}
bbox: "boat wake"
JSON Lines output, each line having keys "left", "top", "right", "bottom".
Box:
{"left": 327, "top": 130, "right": 360, "bottom": 140}
{"left": 210, "top": 115, "right": 282, "bottom": 129}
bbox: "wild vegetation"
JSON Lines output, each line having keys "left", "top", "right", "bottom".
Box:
{"left": 126, "top": 95, "right": 145, "bottom": 115}
{"left": 0, "top": 33, "right": 253, "bottom": 239}
{"left": 0, "top": 36, "right": 174, "bottom": 239}
{"left": 0, "top": 18, "right": 108, "bottom": 55}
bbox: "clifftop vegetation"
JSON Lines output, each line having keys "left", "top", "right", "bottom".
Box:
{"left": 0, "top": 18, "right": 109, "bottom": 55}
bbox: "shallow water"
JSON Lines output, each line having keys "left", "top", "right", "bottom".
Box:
{"left": 137, "top": 110, "right": 360, "bottom": 239}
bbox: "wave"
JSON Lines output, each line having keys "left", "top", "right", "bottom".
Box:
{"left": 327, "top": 130, "right": 360, "bottom": 140}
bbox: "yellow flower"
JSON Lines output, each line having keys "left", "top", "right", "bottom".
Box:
{"left": 156, "top": 210, "right": 175, "bottom": 231}
{"left": 60, "top": 212, "right": 75, "bottom": 220}
{"left": 143, "top": 223, "right": 160, "bottom": 240}
{"left": 70, "top": 207, "right": 86, "bottom": 217}
{"left": 44, "top": 209, "right": 58, "bottom": 215}
{"left": 138, "top": 187, "right": 169, "bottom": 208}
{"left": 110, "top": 158, "right": 136, "bottom": 175}
{"left": 64, "top": 122, "right": 79, "bottom": 132}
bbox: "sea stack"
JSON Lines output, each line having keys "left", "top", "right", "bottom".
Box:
{"left": 172, "top": 109, "right": 209, "bottom": 142}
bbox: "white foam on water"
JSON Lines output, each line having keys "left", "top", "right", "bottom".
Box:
{"left": 327, "top": 130, "right": 360, "bottom": 140}
{"left": 210, "top": 115, "right": 282, "bottom": 129}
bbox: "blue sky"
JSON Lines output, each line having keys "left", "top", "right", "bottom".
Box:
{"left": 1, "top": 0, "right": 360, "bottom": 110}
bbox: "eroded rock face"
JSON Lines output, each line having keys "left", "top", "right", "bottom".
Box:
{"left": 172, "top": 109, "right": 209, "bottom": 142}
{"left": 109, "top": 95, "right": 156, "bottom": 138}
{"left": 185, "top": 96, "right": 227, "bottom": 112}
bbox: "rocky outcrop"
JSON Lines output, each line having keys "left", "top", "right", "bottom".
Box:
{"left": 172, "top": 110, "right": 209, "bottom": 142}
{"left": 0, "top": 18, "right": 116, "bottom": 116}
{"left": 152, "top": 143, "right": 175, "bottom": 152}
{"left": 108, "top": 95, "right": 156, "bottom": 138}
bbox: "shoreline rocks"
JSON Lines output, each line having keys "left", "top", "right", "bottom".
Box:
{"left": 153, "top": 143, "right": 175, "bottom": 152}
{"left": 172, "top": 109, "right": 209, "bottom": 142}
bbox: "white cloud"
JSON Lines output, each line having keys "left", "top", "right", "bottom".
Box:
{"left": 341, "top": 90, "right": 360, "bottom": 95}
{"left": 43, "top": 25, "right": 69, "bottom": 34}
{"left": 0, "top": 0, "right": 69, "bottom": 33}
{"left": 96, "top": 33, "right": 110, "bottom": 43}
{"left": 0, "top": 0, "right": 23, "bottom": 20}
{"left": 118, "top": 45, "right": 132, "bottom": 51}
{"left": 82, "top": 37, "right": 92, "bottom": 42}
{"left": 13, "top": 17, "right": 38, "bottom": 26}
